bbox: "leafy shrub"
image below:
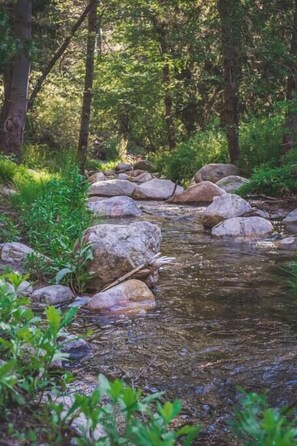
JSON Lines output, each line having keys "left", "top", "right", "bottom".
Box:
{"left": 0, "top": 214, "right": 20, "bottom": 242}
{"left": 150, "top": 125, "right": 228, "bottom": 185}
{"left": 231, "top": 392, "right": 297, "bottom": 445}
{"left": 0, "top": 155, "right": 19, "bottom": 184}
{"left": 238, "top": 165, "right": 297, "bottom": 197}
{"left": 238, "top": 113, "right": 284, "bottom": 176}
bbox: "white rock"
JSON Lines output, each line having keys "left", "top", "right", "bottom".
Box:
{"left": 212, "top": 217, "right": 274, "bottom": 239}
{"left": 195, "top": 163, "right": 240, "bottom": 183}
{"left": 88, "top": 171, "right": 106, "bottom": 184}
{"left": 0, "top": 242, "right": 34, "bottom": 263}
{"left": 216, "top": 175, "right": 249, "bottom": 193}
{"left": 89, "top": 179, "right": 136, "bottom": 197}
{"left": 202, "top": 194, "right": 252, "bottom": 228}
{"left": 87, "top": 196, "right": 141, "bottom": 218}
{"left": 133, "top": 179, "right": 183, "bottom": 200}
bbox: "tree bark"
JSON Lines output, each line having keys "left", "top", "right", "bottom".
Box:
{"left": 0, "top": 0, "right": 32, "bottom": 160}
{"left": 28, "top": 1, "right": 94, "bottom": 110}
{"left": 77, "top": 0, "right": 98, "bottom": 173}
{"left": 282, "top": 0, "right": 297, "bottom": 155}
{"left": 217, "top": 0, "right": 241, "bottom": 163}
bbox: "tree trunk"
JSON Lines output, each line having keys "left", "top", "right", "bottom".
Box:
{"left": 0, "top": 0, "right": 32, "bottom": 160}
{"left": 28, "top": 1, "right": 93, "bottom": 110}
{"left": 217, "top": 0, "right": 241, "bottom": 163}
{"left": 282, "top": 0, "right": 297, "bottom": 156}
{"left": 77, "top": 0, "right": 98, "bottom": 173}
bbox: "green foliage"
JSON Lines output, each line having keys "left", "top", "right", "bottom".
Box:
{"left": 285, "top": 261, "right": 297, "bottom": 296}
{"left": 0, "top": 155, "right": 19, "bottom": 184}
{"left": 0, "top": 9, "right": 17, "bottom": 70}
{"left": 23, "top": 252, "right": 52, "bottom": 283}
{"left": 231, "top": 392, "right": 297, "bottom": 446}
{"left": 150, "top": 125, "right": 228, "bottom": 185}
{"left": 0, "top": 214, "right": 20, "bottom": 242}
{"left": 238, "top": 165, "right": 297, "bottom": 197}
{"left": 238, "top": 113, "right": 284, "bottom": 176}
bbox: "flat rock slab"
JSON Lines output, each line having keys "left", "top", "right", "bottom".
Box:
{"left": 89, "top": 179, "right": 136, "bottom": 197}
{"left": 32, "top": 285, "right": 75, "bottom": 305}
{"left": 212, "top": 217, "right": 274, "bottom": 239}
{"left": 202, "top": 193, "right": 252, "bottom": 228}
{"left": 216, "top": 175, "right": 249, "bottom": 193}
{"left": 87, "top": 279, "right": 155, "bottom": 315}
{"left": 82, "top": 221, "right": 161, "bottom": 291}
{"left": 133, "top": 179, "right": 183, "bottom": 200}
{"left": 87, "top": 196, "right": 141, "bottom": 218}
{"left": 195, "top": 163, "right": 240, "bottom": 183}
{"left": 168, "top": 181, "right": 225, "bottom": 205}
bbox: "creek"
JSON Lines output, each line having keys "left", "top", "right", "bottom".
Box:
{"left": 72, "top": 202, "right": 297, "bottom": 445}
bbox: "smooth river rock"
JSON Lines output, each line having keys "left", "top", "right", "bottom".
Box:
{"left": 132, "top": 172, "right": 153, "bottom": 183}
{"left": 215, "top": 175, "right": 249, "bottom": 193}
{"left": 133, "top": 179, "right": 183, "bottom": 200}
{"left": 89, "top": 179, "right": 136, "bottom": 197}
{"left": 32, "top": 285, "right": 75, "bottom": 305}
{"left": 194, "top": 163, "right": 240, "bottom": 183}
{"left": 88, "top": 171, "right": 106, "bottom": 184}
{"left": 168, "top": 181, "right": 225, "bottom": 204}
{"left": 82, "top": 221, "right": 161, "bottom": 291}
{"left": 0, "top": 242, "right": 34, "bottom": 263}
{"left": 87, "top": 279, "right": 155, "bottom": 315}
{"left": 283, "top": 209, "right": 297, "bottom": 233}
{"left": 115, "top": 162, "right": 132, "bottom": 172}
{"left": 212, "top": 216, "right": 274, "bottom": 239}
{"left": 133, "top": 160, "right": 153, "bottom": 171}
{"left": 202, "top": 193, "right": 252, "bottom": 228}
{"left": 87, "top": 196, "right": 141, "bottom": 218}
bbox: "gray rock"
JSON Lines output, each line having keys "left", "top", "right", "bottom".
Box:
{"left": 132, "top": 172, "right": 153, "bottom": 183}
{"left": 117, "top": 173, "right": 129, "bottom": 180}
{"left": 216, "top": 175, "right": 249, "bottom": 193}
{"left": 275, "top": 236, "right": 297, "bottom": 250}
{"left": 17, "top": 281, "right": 33, "bottom": 296}
{"left": 88, "top": 171, "right": 106, "bottom": 184}
{"left": 0, "top": 242, "right": 34, "bottom": 263}
{"left": 133, "top": 160, "right": 153, "bottom": 171}
{"left": 89, "top": 179, "right": 136, "bottom": 197}
{"left": 115, "top": 162, "right": 132, "bottom": 172}
{"left": 202, "top": 194, "right": 252, "bottom": 228}
{"left": 88, "top": 196, "right": 141, "bottom": 218}
{"left": 283, "top": 209, "right": 297, "bottom": 233}
{"left": 82, "top": 221, "right": 161, "bottom": 291}
{"left": 32, "top": 285, "right": 75, "bottom": 305}
{"left": 168, "top": 181, "right": 225, "bottom": 205}
{"left": 133, "top": 179, "right": 183, "bottom": 200}
{"left": 195, "top": 163, "right": 240, "bottom": 183}
{"left": 87, "top": 279, "right": 155, "bottom": 315}
{"left": 212, "top": 217, "right": 274, "bottom": 239}
{"left": 58, "top": 334, "right": 90, "bottom": 360}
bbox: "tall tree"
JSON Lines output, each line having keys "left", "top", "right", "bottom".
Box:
{"left": 77, "top": 0, "right": 98, "bottom": 172}
{"left": 0, "top": 0, "right": 32, "bottom": 159}
{"left": 217, "top": 0, "right": 241, "bottom": 163}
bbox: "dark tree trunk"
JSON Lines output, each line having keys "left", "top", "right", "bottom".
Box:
{"left": 282, "top": 0, "right": 297, "bottom": 155}
{"left": 150, "top": 15, "right": 176, "bottom": 151}
{"left": 217, "top": 0, "right": 241, "bottom": 163}
{"left": 0, "top": 0, "right": 32, "bottom": 160}
{"left": 28, "top": 1, "right": 93, "bottom": 110}
{"left": 77, "top": 0, "right": 98, "bottom": 173}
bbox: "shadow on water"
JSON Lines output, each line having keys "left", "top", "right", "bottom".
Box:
{"left": 72, "top": 202, "right": 297, "bottom": 445}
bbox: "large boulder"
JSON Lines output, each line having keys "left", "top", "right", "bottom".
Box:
{"left": 212, "top": 217, "right": 274, "bottom": 239}
{"left": 133, "top": 160, "right": 153, "bottom": 171}
{"left": 87, "top": 279, "right": 155, "bottom": 315}
{"left": 194, "top": 163, "right": 240, "bottom": 183}
{"left": 133, "top": 179, "right": 183, "bottom": 200}
{"left": 88, "top": 172, "right": 106, "bottom": 184}
{"left": 82, "top": 221, "right": 161, "bottom": 290}
{"left": 89, "top": 179, "right": 136, "bottom": 197}
{"left": 132, "top": 172, "right": 153, "bottom": 183}
{"left": 115, "top": 162, "right": 132, "bottom": 172}
{"left": 32, "top": 285, "right": 75, "bottom": 305}
{"left": 0, "top": 242, "right": 34, "bottom": 263}
{"left": 215, "top": 175, "right": 249, "bottom": 193}
{"left": 202, "top": 193, "right": 252, "bottom": 228}
{"left": 87, "top": 196, "right": 141, "bottom": 218}
{"left": 283, "top": 209, "right": 297, "bottom": 233}
{"left": 168, "top": 181, "right": 225, "bottom": 205}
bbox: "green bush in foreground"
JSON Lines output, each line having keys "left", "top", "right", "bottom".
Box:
{"left": 0, "top": 276, "right": 199, "bottom": 445}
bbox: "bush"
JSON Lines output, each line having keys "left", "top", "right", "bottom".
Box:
{"left": 0, "top": 155, "right": 19, "bottom": 184}
{"left": 150, "top": 125, "right": 228, "bottom": 185}
{"left": 238, "top": 165, "right": 297, "bottom": 197}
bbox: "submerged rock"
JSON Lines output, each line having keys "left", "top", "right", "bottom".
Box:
{"left": 212, "top": 216, "right": 274, "bottom": 239}
{"left": 194, "top": 163, "right": 240, "bottom": 184}
{"left": 89, "top": 179, "right": 136, "bottom": 197}
{"left": 215, "top": 175, "right": 249, "bottom": 193}
{"left": 87, "top": 279, "right": 155, "bottom": 315}
{"left": 32, "top": 285, "right": 75, "bottom": 305}
{"left": 82, "top": 221, "right": 161, "bottom": 290}
{"left": 202, "top": 194, "right": 252, "bottom": 228}
{"left": 88, "top": 196, "right": 141, "bottom": 218}
{"left": 133, "top": 179, "right": 183, "bottom": 200}
{"left": 168, "top": 181, "right": 225, "bottom": 204}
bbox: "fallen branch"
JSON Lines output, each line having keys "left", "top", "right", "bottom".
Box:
{"left": 100, "top": 253, "right": 175, "bottom": 292}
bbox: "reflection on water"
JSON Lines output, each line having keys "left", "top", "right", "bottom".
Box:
{"left": 72, "top": 202, "right": 297, "bottom": 445}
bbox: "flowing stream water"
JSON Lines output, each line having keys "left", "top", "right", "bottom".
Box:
{"left": 72, "top": 202, "right": 297, "bottom": 445}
